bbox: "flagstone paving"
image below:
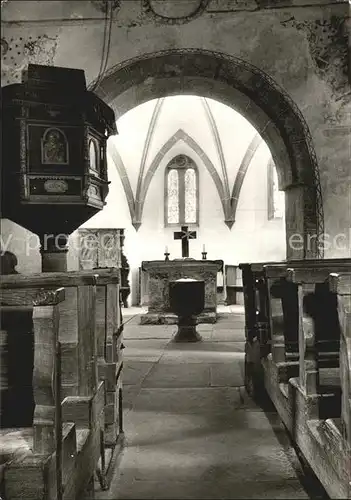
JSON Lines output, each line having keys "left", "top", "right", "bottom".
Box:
{"left": 94, "top": 306, "right": 323, "bottom": 499}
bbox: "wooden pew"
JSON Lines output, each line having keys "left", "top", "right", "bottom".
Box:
{"left": 0, "top": 272, "right": 106, "bottom": 499}
{"left": 286, "top": 266, "right": 351, "bottom": 500}
{"left": 93, "top": 269, "right": 123, "bottom": 442}
{"left": 239, "top": 261, "right": 288, "bottom": 398}
{"left": 286, "top": 262, "right": 349, "bottom": 415}
{"left": 240, "top": 260, "right": 351, "bottom": 498}
{"left": 329, "top": 272, "right": 351, "bottom": 450}
{"left": 84, "top": 268, "right": 125, "bottom": 489}
{"left": 264, "top": 262, "right": 350, "bottom": 499}
{"left": 0, "top": 287, "right": 71, "bottom": 500}
{"left": 239, "top": 261, "right": 285, "bottom": 346}
{"left": 224, "top": 265, "right": 244, "bottom": 305}
{"left": 241, "top": 259, "right": 349, "bottom": 382}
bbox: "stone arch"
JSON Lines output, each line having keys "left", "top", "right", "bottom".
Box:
{"left": 96, "top": 49, "right": 324, "bottom": 258}
{"left": 135, "top": 128, "right": 228, "bottom": 228}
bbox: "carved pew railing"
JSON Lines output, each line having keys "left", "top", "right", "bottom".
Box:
{"left": 329, "top": 272, "right": 351, "bottom": 449}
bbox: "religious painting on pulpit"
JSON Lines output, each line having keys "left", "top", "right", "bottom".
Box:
{"left": 41, "top": 127, "right": 68, "bottom": 164}
{"left": 165, "top": 154, "right": 199, "bottom": 226}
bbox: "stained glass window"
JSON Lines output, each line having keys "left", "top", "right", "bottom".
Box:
{"left": 268, "top": 160, "right": 284, "bottom": 219}
{"left": 167, "top": 169, "right": 179, "bottom": 224}
{"left": 184, "top": 168, "right": 197, "bottom": 223}
{"left": 165, "top": 155, "right": 198, "bottom": 226}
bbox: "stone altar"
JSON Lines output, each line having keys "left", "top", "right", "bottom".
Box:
{"left": 140, "top": 259, "right": 222, "bottom": 324}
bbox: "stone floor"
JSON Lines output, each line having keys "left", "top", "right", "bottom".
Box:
{"left": 94, "top": 306, "right": 321, "bottom": 499}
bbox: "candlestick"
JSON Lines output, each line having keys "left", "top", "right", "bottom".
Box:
{"left": 202, "top": 251, "right": 207, "bottom": 260}
{"left": 164, "top": 251, "right": 170, "bottom": 261}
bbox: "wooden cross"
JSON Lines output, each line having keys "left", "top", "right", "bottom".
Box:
{"left": 173, "top": 226, "right": 197, "bottom": 258}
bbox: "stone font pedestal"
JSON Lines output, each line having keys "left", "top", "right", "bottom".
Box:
{"left": 174, "top": 316, "right": 202, "bottom": 343}
{"left": 170, "top": 279, "right": 204, "bottom": 343}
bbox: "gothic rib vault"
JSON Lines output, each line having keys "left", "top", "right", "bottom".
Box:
{"left": 108, "top": 93, "right": 268, "bottom": 231}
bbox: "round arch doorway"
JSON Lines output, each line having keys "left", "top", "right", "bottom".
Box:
{"left": 94, "top": 49, "right": 324, "bottom": 259}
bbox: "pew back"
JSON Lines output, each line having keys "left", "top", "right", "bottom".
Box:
{"left": 0, "top": 271, "right": 110, "bottom": 499}
{"left": 0, "top": 287, "right": 66, "bottom": 500}
{"left": 287, "top": 262, "right": 350, "bottom": 399}
{"left": 329, "top": 272, "right": 351, "bottom": 448}
{"left": 1, "top": 271, "right": 99, "bottom": 398}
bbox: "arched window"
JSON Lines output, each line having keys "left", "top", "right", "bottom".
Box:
{"left": 268, "top": 159, "right": 284, "bottom": 220}
{"left": 89, "top": 138, "right": 99, "bottom": 173}
{"left": 165, "top": 155, "right": 199, "bottom": 226}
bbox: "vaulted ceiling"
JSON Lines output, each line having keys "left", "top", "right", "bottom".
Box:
{"left": 108, "top": 95, "right": 270, "bottom": 230}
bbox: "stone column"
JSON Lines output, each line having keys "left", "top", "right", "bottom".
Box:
{"left": 285, "top": 185, "right": 319, "bottom": 260}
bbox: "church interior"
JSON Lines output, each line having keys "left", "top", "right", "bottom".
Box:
{"left": 0, "top": 0, "right": 350, "bottom": 499}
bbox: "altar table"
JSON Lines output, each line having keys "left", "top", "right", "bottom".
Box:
{"left": 140, "top": 259, "right": 222, "bottom": 324}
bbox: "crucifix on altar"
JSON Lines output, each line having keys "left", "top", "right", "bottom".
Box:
{"left": 174, "top": 226, "right": 197, "bottom": 258}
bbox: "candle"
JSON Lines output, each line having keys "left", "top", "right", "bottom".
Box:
{"left": 165, "top": 245, "right": 168, "bottom": 253}
{"left": 203, "top": 244, "right": 206, "bottom": 252}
